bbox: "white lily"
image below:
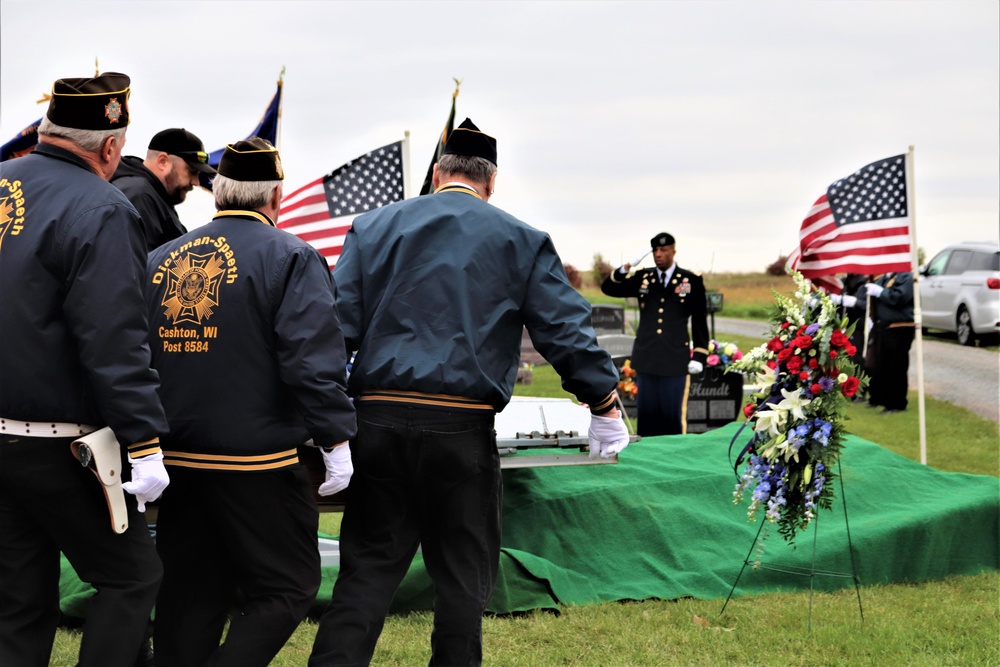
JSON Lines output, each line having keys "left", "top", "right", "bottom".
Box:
{"left": 754, "top": 406, "right": 786, "bottom": 439}
{"left": 775, "top": 387, "right": 809, "bottom": 421}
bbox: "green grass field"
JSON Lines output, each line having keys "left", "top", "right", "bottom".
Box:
{"left": 47, "top": 274, "right": 999, "bottom": 666}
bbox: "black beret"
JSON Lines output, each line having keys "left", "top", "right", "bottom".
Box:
{"left": 650, "top": 232, "right": 675, "bottom": 249}
{"left": 149, "top": 128, "right": 217, "bottom": 175}
{"left": 442, "top": 118, "right": 497, "bottom": 166}
{"left": 46, "top": 72, "right": 131, "bottom": 131}
{"left": 217, "top": 137, "right": 284, "bottom": 182}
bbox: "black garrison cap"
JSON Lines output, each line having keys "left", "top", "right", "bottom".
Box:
{"left": 45, "top": 72, "right": 131, "bottom": 130}
{"left": 442, "top": 118, "right": 497, "bottom": 166}
{"left": 217, "top": 137, "right": 284, "bottom": 182}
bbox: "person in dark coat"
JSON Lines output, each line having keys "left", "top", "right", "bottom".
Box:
{"left": 145, "top": 138, "right": 356, "bottom": 667}
{"left": 112, "top": 127, "right": 216, "bottom": 250}
{"left": 863, "top": 272, "right": 915, "bottom": 413}
{"left": 309, "top": 119, "right": 628, "bottom": 667}
{"left": 601, "top": 233, "right": 710, "bottom": 436}
{"left": 0, "top": 71, "right": 169, "bottom": 667}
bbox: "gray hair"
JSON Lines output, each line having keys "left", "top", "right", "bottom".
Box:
{"left": 38, "top": 117, "right": 126, "bottom": 152}
{"left": 438, "top": 154, "right": 496, "bottom": 189}
{"left": 212, "top": 174, "right": 282, "bottom": 211}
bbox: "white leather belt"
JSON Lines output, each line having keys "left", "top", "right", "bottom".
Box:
{"left": 1, "top": 419, "right": 98, "bottom": 438}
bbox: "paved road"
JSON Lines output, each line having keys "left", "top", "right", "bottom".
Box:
{"left": 714, "top": 316, "right": 1000, "bottom": 424}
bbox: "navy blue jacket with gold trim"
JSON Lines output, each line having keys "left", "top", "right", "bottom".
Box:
{"left": 334, "top": 185, "right": 619, "bottom": 413}
{"left": 601, "top": 265, "right": 710, "bottom": 376}
{"left": 0, "top": 143, "right": 168, "bottom": 453}
{"left": 145, "top": 210, "right": 356, "bottom": 471}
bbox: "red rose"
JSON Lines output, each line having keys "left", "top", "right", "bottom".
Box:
{"left": 793, "top": 335, "right": 813, "bottom": 349}
{"left": 811, "top": 383, "right": 822, "bottom": 395}
{"left": 743, "top": 402, "right": 756, "bottom": 418}
{"left": 799, "top": 371, "right": 810, "bottom": 381}
{"left": 831, "top": 330, "right": 849, "bottom": 347}
{"left": 766, "top": 360, "right": 778, "bottom": 370}
{"left": 829, "top": 350, "right": 839, "bottom": 358}
{"left": 780, "top": 322, "right": 792, "bottom": 329}
{"left": 777, "top": 348, "right": 793, "bottom": 362}
{"left": 842, "top": 376, "right": 860, "bottom": 397}
{"left": 766, "top": 337, "right": 785, "bottom": 352}
{"left": 846, "top": 345, "right": 857, "bottom": 357}
{"left": 786, "top": 355, "right": 804, "bottom": 372}
{"left": 798, "top": 324, "right": 809, "bottom": 335}
{"left": 809, "top": 358, "right": 819, "bottom": 369}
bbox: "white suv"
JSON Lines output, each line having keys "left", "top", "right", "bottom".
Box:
{"left": 920, "top": 241, "right": 1000, "bottom": 346}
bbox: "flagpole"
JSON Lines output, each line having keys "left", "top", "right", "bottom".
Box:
{"left": 276, "top": 67, "right": 285, "bottom": 152}
{"left": 907, "top": 145, "right": 927, "bottom": 465}
{"left": 402, "top": 130, "right": 412, "bottom": 200}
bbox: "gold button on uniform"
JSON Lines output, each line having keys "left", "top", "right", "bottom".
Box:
{"left": 656, "top": 329, "right": 662, "bottom": 334}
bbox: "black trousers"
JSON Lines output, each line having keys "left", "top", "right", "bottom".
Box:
{"left": 0, "top": 435, "right": 161, "bottom": 667}
{"left": 309, "top": 404, "right": 501, "bottom": 667}
{"left": 152, "top": 465, "right": 320, "bottom": 667}
{"left": 635, "top": 372, "right": 690, "bottom": 436}
{"left": 869, "top": 326, "right": 915, "bottom": 411}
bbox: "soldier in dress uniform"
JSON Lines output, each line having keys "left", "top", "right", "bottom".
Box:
{"left": 0, "top": 72, "right": 170, "bottom": 667}
{"left": 144, "top": 137, "right": 356, "bottom": 667}
{"left": 601, "top": 232, "right": 710, "bottom": 436}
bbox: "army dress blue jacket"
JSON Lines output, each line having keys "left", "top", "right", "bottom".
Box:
{"left": 601, "top": 265, "right": 710, "bottom": 377}
{"left": 145, "top": 210, "right": 356, "bottom": 471}
{"left": 0, "top": 143, "right": 167, "bottom": 453}
{"left": 333, "top": 186, "right": 618, "bottom": 413}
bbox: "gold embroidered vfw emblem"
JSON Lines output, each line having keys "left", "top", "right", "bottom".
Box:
{"left": 0, "top": 197, "right": 14, "bottom": 251}
{"left": 0, "top": 176, "right": 27, "bottom": 252}
{"left": 161, "top": 252, "right": 226, "bottom": 325}
{"left": 105, "top": 98, "right": 124, "bottom": 123}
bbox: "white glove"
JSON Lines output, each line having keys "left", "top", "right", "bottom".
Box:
{"left": 318, "top": 443, "right": 353, "bottom": 496}
{"left": 688, "top": 360, "right": 704, "bottom": 375}
{"left": 122, "top": 453, "right": 170, "bottom": 512}
{"left": 829, "top": 294, "right": 858, "bottom": 307}
{"left": 588, "top": 413, "right": 630, "bottom": 459}
{"left": 865, "top": 283, "right": 884, "bottom": 298}
{"left": 628, "top": 249, "right": 651, "bottom": 267}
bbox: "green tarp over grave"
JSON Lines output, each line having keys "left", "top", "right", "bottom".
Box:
{"left": 60, "top": 423, "right": 999, "bottom": 618}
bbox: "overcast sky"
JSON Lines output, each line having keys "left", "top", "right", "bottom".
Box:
{"left": 2, "top": 0, "right": 997, "bottom": 274}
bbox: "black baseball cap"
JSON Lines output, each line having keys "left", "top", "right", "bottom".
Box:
{"left": 148, "top": 128, "right": 217, "bottom": 174}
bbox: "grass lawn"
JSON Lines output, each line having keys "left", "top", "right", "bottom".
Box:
{"left": 47, "top": 274, "right": 999, "bottom": 666}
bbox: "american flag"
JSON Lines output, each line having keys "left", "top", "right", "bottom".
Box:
{"left": 787, "top": 154, "right": 912, "bottom": 292}
{"left": 278, "top": 140, "right": 405, "bottom": 267}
